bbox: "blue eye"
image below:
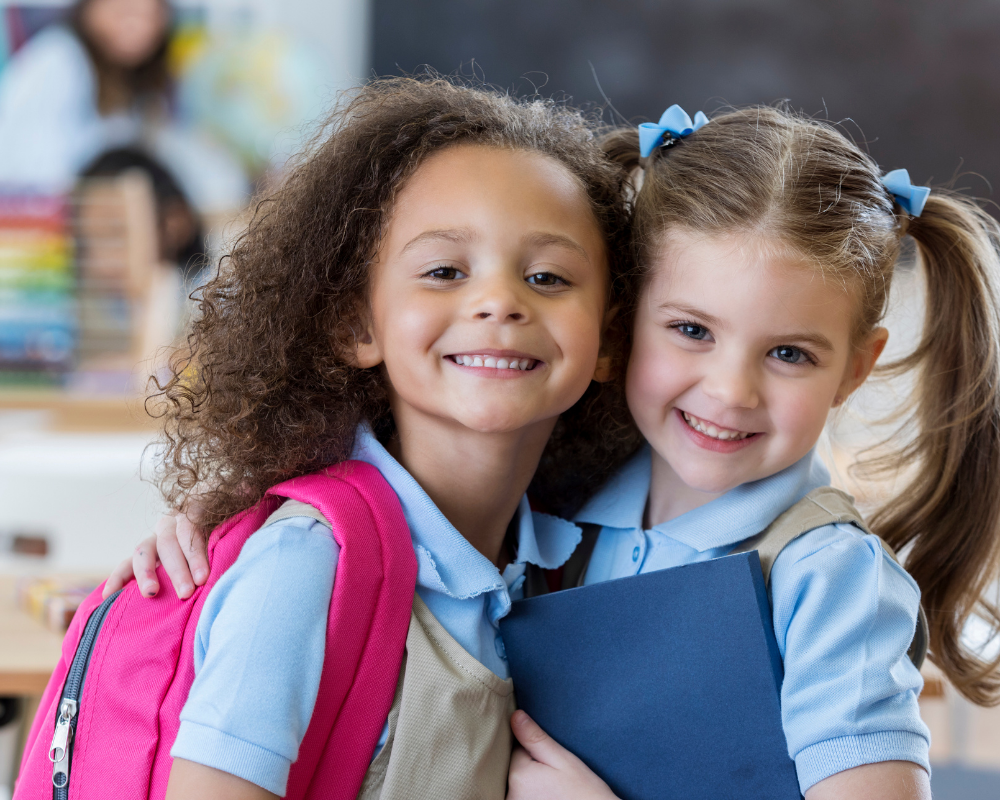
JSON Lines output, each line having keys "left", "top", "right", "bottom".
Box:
{"left": 526, "top": 272, "right": 565, "bottom": 286}
{"left": 770, "top": 345, "right": 809, "bottom": 364}
{"left": 676, "top": 323, "right": 709, "bottom": 340}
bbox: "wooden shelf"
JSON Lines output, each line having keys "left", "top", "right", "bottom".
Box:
{"left": 0, "top": 391, "right": 157, "bottom": 432}
{"left": 0, "top": 576, "right": 66, "bottom": 695}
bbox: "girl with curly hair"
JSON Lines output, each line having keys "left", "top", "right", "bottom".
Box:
{"left": 104, "top": 75, "right": 634, "bottom": 799}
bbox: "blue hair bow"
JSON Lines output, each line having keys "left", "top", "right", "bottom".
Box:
{"left": 881, "top": 169, "right": 930, "bottom": 217}
{"left": 638, "top": 105, "right": 709, "bottom": 157}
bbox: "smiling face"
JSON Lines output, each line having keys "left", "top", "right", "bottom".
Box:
{"left": 627, "top": 229, "right": 886, "bottom": 500}
{"left": 355, "top": 144, "right": 609, "bottom": 440}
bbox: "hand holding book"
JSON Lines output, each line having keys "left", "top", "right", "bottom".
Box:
{"left": 507, "top": 711, "right": 620, "bottom": 800}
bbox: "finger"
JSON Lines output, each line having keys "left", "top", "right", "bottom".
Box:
{"left": 132, "top": 536, "right": 161, "bottom": 597}
{"left": 102, "top": 556, "right": 135, "bottom": 598}
{"left": 510, "top": 710, "right": 569, "bottom": 769}
{"left": 176, "top": 512, "right": 209, "bottom": 585}
{"left": 509, "top": 745, "right": 535, "bottom": 770}
{"left": 506, "top": 746, "right": 547, "bottom": 800}
{"left": 156, "top": 519, "right": 197, "bottom": 599}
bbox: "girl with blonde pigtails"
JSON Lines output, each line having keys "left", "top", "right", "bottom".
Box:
{"left": 503, "top": 105, "right": 1000, "bottom": 800}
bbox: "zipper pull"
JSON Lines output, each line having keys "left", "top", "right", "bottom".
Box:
{"left": 49, "top": 699, "right": 77, "bottom": 762}
{"left": 49, "top": 698, "right": 77, "bottom": 788}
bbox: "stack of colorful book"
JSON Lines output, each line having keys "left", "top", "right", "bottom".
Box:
{"left": 15, "top": 577, "right": 100, "bottom": 633}
{"left": 0, "top": 194, "right": 76, "bottom": 385}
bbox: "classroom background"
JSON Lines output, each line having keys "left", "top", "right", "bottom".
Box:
{"left": 0, "top": 1, "right": 998, "bottom": 798}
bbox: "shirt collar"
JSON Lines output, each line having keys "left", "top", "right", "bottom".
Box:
{"left": 351, "top": 426, "right": 580, "bottom": 598}
{"left": 574, "top": 444, "right": 830, "bottom": 552}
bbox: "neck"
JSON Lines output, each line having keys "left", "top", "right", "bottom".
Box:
{"left": 644, "top": 449, "right": 726, "bottom": 528}
{"left": 387, "top": 410, "right": 556, "bottom": 568}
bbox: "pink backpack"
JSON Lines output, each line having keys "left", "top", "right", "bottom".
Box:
{"left": 15, "top": 461, "right": 418, "bottom": 800}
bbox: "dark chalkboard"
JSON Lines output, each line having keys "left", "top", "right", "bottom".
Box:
{"left": 373, "top": 0, "right": 1000, "bottom": 207}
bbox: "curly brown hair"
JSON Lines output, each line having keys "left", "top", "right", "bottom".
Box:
{"left": 152, "top": 75, "right": 640, "bottom": 531}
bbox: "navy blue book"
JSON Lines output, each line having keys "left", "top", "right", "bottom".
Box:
{"left": 499, "top": 552, "right": 802, "bottom": 800}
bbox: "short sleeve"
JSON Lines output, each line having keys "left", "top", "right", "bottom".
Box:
{"left": 170, "top": 516, "right": 339, "bottom": 795}
{"left": 769, "top": 523, "right": 930, "bottom": 793}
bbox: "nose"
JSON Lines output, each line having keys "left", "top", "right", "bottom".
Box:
{"left": 470, "top": 271, "right": 529, "bottom": 323}
{"left": 701, "top": 355, "right": 760, "bottom": 410}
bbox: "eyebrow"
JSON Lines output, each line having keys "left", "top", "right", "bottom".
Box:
{"left": 400, "top": 228, "right": 478, "bottom": 254}
{"left": 658, "top": 302, "right": 723, "bottom": 329}
{"left": 658, "top": 302, "right": 836, "bottom": 353}
{"left": 769, "top": 331, "right": 836, "bottom": 353}
{"left": 523, "top": 231, "right": 591, "bottom": 263}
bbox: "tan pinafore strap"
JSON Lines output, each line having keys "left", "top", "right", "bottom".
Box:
{"left": 356, "top": 594, "right": 517, "bottom": 800}
{"left": 266, "top": 500, "right": 516, "bottom": 798}
{"left": 263, "top": 498, "right": 330, "bottom": 528}
{"left": 730, "top": 486, "right": 929, "bottom": 668}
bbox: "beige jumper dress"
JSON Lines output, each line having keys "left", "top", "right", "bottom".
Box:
{"left": 266, "top": 500, "right": 517, "bottom": 800}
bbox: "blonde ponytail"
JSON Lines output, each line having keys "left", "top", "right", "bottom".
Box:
{"left": 867, "top": 193, "right": 1000, "bottom": 704}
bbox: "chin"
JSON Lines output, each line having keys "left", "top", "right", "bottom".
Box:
{"left": 456, "top": 410, "right": 533, "bottom": 435}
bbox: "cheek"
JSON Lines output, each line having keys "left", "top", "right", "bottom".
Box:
{"left": 556, "top": 304, "right": 602, "bottom": 363}
{"left": 377, "top": 292, "right": 449, "bottom": 359}
{"left": 771, "top": 382, "right": 834, "bottom": 444}
{"left": 626, "top": 330, "right": 686, "bottom": 413}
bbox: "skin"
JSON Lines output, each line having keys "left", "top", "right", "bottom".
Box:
{"left": 158, "top": 143, "right": 611, "bottom": 797}
{"left": 629, "top": 230, "right": 887, "bottom": 526}
{"left": 505, "top": 229, "right": 930, "bottom": 800}
{"left": 81, "top": 0, "right": 168, "bottom": 69}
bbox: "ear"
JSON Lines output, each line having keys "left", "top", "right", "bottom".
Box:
{"left": 593, "top": 354, "right": 613, "bottom": 383}
{"left": 593, "top": 304, "right": 620, "bottom": 383}
{"left": 833, "top": 327, "right": 888, "bottom": 407}
{"left": 345, "top": 319, "right": 384, "bottom": 369}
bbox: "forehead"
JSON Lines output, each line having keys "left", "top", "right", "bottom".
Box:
{"left": 385, "top": 144, "right": 604, "bottom": 249}
{"left": 647, "top": 230, "right": 855, "bottom": 330}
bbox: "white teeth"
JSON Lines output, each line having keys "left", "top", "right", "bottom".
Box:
{"left": 681, "top": 411, "right": 750, "bottom": 441}
{"left": 452, "top": 355, "right": 536, "bottom": 371}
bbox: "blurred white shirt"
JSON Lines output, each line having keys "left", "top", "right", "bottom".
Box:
{"left": 0, "top": 25, "right": 248, "bottom": 213}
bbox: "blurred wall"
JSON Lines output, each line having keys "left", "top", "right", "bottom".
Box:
{"left": 232, "top": 0, "right": 369, "bottom": 94}
{"left": 373, "top": 0, "right": 1000, "bottom": 205}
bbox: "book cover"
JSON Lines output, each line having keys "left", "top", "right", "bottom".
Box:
{"left": 499, "top": 551, "right": 802, "bottom": 800}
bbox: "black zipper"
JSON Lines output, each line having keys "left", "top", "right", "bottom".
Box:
{"left": 48, "top": 589, "right": 122, "bottom": 799}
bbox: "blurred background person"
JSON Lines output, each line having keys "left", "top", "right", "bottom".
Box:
{"left": 0, "top": 0, "right": 248, "bottom": 216}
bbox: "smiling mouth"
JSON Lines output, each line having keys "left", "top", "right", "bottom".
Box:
{"left": 448, "top": 354, "right": 539, "bottom": 371}
{"left": 681, "top": 411, "right": 757, "bottom": 441}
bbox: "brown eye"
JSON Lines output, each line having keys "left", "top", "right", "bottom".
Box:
{"left": 425, "top": 266, "right": 464, "bottom": 280}
{"left": 526, "top": 272, "right": 565, "bottom": 286}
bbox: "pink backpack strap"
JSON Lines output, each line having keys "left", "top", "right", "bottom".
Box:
{"left": 273, "top": 460, "right": 417, "bottom": 800}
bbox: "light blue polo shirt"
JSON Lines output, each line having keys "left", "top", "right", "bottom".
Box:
{"left": 577, "top": 446, "right": 931, "bottom": 793}
{"left": 171, "top": 426, "right": 581, "bottom": 795}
